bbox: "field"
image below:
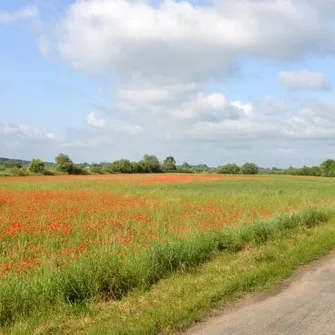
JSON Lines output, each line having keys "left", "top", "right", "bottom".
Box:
{"left": 1, "top": 174, "right": 335, "bottom": 334}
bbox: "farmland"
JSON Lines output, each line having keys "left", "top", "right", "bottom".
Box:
{"left": 1, "top": 174, "right": 335, "bottom": 334}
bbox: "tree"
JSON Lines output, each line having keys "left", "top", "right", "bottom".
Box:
{"left": 139, "top": 154, "right": 162, "bottom": 173}
{"left": 240, "top": 162, "right": 259, "bottom": 175}
{"left": 327, "top": 162, "right": 335, "bottom": 177}
{"left": 162, "top": 156, "right": 176, "bottom": 172}
{"left": 181, "top": 162, "right": 192, "bottom": 169}
{"left": 29, "top": 158, "right": 46, "bottom": 174}
{"left": 320, "top": 159, "right": 335, "bottom": 177}
{"left": 55, "top": 153, "right": 74, "bottom": 174}
{"left": 110, "top": 159, "right": 134, "bottom": 173}
{"left": 131, "top": 162, "right": 143, "bottom": 173}
{"left": 90, "top": 164, "right": 104, "bottom": 174}
{"left": 102, "top": 163, "right": 113, "bottom": 174}
{"left": 193, "top": 164, "right": 209, "bottom": 172}
{"left": 310, "top": 166, "right": 321, "bottom": 176}
{"left": 217, "top": 163, "right": 240, "bottom": 174}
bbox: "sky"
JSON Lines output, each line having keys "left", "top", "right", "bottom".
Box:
{"left": 1, "top": 0, "right": 335, "bottom": 167}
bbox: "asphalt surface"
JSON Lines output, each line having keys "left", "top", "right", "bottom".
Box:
{"left": 183, "top": 252, "right": 335, "bottom": 335}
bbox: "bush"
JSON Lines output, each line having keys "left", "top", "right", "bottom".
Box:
{"left": 139, "top": 154, "right": 162, "bottom": 173}
{"left": 43, "top": 169, "right": 55, "bottom": 176}
{"left": 8, "top": 167, "right": 28, "bottom": 176}
{"left": 28, "top": 159, "right": 46, "bottom": 174}
{"left": 70, "top": 165, "right": 88, "bottom": 175}
{"left": 175, "top": 167, "right": 195, "bottom": 174}
{"left": 109, "top": 159, "right": 134, "bottom": 173}
{"left": 241, "top": 163, "right": 259, "bottom": 175}
{"left": 217, "top": 163, "right": 240, "bottom": 174}
{"left": 55, "top": 154, "right": 74, "bottom": 174}
{"left": 90, "top": 166, "right": 104, "bottom": 174}
{"left": 162, "top": 156, "right": 177, "bottom": 172}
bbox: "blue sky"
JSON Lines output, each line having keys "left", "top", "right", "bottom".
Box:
{"left": 1, "top": 0, "right": 335, "bottom": 167}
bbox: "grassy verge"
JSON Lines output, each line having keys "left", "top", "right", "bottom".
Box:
{"left": 3, "top": 208, "right": 335, "bottom": 334}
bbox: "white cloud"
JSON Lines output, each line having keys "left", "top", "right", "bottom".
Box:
{"left": 86, "top": 112, "right": 106, "bottom": 128}
{"left": 117, "top": 83, "right": 198, "bottom": 106}
{"left": 3, "top": 125, "right": 21, "bottom": 135}
{"left": 257, "top": 96, "right": 294, "bottom": 116}
{"left": 43, "top": 0, "right": 333, "bottom": 83}
{"left": 283, "top": 100, "right": 335, "bottom": 138}
{"left": 0, "top": 6, "right": 39, "bottom": 24}
{"left": 0, "top": 123, "right": 59, "bottom": 143}
{"left": 171, "top": 93, "right": 252, "bottom": 122}
{"left": 278, "top": 69, "right": 331, "bottom": 90}
{"left": 118, "top": 88, "right": 172, "bottom": 105}
{"left": 172, "top": 93, "right": 227, "bottom": 120}
{"left": 196, "top": 93, "right": 228, "bottom": 110}
{"left": 4, "top": 0, "right": 335, "bottom": 166}
{"left": 85, "top": 111, "right": 142, "bottom": 135}
{"left": 231, "top": 101, "right": 253, "bottom": 117}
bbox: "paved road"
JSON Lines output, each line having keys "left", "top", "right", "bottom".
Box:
{"left": 183, "top": 252, "right": 335, "bottom": 335}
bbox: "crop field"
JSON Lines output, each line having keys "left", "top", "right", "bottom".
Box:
{"left": 1, "top": 174, "right": 335, "bottom": 331}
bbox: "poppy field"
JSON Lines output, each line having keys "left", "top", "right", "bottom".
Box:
{"left": 1, "top": 174, "right": 335, "bottom": 329}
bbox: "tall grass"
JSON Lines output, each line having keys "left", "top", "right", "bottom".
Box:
{"left": 0, "top": 206, "right": 333, "bottom": 327}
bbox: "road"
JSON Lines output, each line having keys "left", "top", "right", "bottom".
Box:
{"left": 182, "top": 252, "right": 335, "bottom": 335}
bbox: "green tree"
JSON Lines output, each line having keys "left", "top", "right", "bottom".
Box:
{"left": 193, "top": 164, "right": 209, "bottom": 172}
{"left": 286, "top": 166, "right": 298, "bottom": 175}
{"left": 110, "top": 159, "right": 134, "bottom": 173}
{"left": 55, "top": 153, "right": 74, "bottom": 174}
{"left": 320, "top": 159, "right": 335, "bottom": 177}
{"left": 162, "top": 156, "right": 176, "bottom": 172}
{"left": 28, "top": 158, "right": 46, "bottom": 174}
{"left": 240, "top": 162, "right": 259, "bottom": 175}
{"left": 310, "top": 166, "right": 321, "bottom": 176}
{"left": 217, "top": 163, "right": 240, "bottom": 174}
{"left": 139, "top": 154, "right": 162, "bottom": 173}
{"left": 328, "top": 162, "right": 335, "bottom": 177}
{"left": 102, "top": 163, "right": 113, "bottom": 174}
{"left": 131, "top": 162, "right": 143, "bottom": 173}
{"left": 90, "top": 164, "right": 104, "bottom": 174}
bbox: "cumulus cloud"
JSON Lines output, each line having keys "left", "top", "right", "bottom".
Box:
{"left": 43, "top": 0, "right": 334, "bottom": 83}
{"left": 278, "top": 69, "right": 331, "bottom": 91}
{"left": 172, "top": 93, "right": 229, "bottom": 121}
{"left": 0, "top": 6, "right": 39, "bottom": 24}
{"left": 283, "top": 100, "right": 335, "bottom": 138}
{"left": 257, "top": 96, "right": 295, "bottom": 116}
{"left": 5, "top": 0, "right": 335, "bottom": 166}
{"left": 36, "top": 0, "right": 335, "bottom": 149}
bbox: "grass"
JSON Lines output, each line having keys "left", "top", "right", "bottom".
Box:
{"left": 1, "top": 174, "right": 335, "bottom": 333}
{"left": 8, "top": 214, "right": 335, "bottom": 335}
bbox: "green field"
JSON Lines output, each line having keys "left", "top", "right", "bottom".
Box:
{"left": 1, "top": 174, "right": 335, "bottom": 334}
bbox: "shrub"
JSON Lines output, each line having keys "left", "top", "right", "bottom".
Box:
{"left": 28, "top": 159, "right": 46, "bottom": 174}
{"left": 217, "top": 163, "right": 240, "bottom": 174}
{"left": 241, "top": 163, "right": 259, "bottom": 175}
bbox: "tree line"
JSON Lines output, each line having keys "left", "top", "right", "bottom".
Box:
{"left": 1, "top": 154, "right": 335, "bottom": 177}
